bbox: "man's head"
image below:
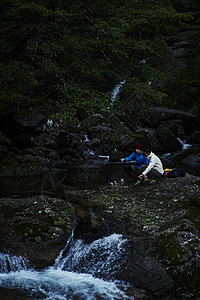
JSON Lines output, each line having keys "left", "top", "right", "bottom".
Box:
{"left": 143, "top": 149, "right": 151, "bottom": 157}
{"left": 135, "top": 143, "right": 142, "bottom": 154}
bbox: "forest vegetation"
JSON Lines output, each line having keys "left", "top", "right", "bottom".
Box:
{"left": 1, "top": 0, "right": 200, "bottom": 125}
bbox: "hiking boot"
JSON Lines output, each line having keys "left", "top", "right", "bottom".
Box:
{"left": 148, "top": 179, "right": 156, "bottom": 185}
{"left": 134, "top": 180, "right": 141, "bottom": 187}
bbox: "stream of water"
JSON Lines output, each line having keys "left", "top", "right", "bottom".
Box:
{"left": 0, "top": 232, "right": 133, "bottom": 299}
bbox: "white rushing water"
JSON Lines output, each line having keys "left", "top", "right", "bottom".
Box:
{"left": 98, "top": 155, "right": 110, "bottom": 161}
{"left": 0, "top": 253, "right": 30, "bottom": 273}
{"left": 177, "top": 138, "right": 192, "bottom": 150}
{"left": 110, "top": 80, "right": 126, "bottom": 107}
{"left": 0, "top": 233, "right": 133, "bottom": 299}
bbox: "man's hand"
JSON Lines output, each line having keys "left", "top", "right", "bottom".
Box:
{"left": 120, "top": 158, "right": 125, "bottom": 162}
{"left": 139, "top": 174, "right": 148, "bottom": 181}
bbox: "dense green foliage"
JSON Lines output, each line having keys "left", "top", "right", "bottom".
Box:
{"left": 0, "top": 0, "right": 199, "bottom": 123}
{"left": 163, "top": 0, "right": 200, "bottom": 112}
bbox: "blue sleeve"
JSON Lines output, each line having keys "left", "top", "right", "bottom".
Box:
{"left": 144, "top": 156, "right": 149, "bottom": 165}
{"left": 124, "top": 152, "right": 136, "bottom": 161}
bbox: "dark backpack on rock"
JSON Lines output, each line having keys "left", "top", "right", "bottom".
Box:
{"left": 168, "top": 168, "right": 186, "bottom": 178}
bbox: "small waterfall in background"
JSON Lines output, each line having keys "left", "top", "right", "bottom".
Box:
{"left": 162, "top": 138, "right": 192, "bottom": 159}
{"left": 110, "top": 80, "right": 126, "bottom": 107}
{"left": 177, "top": 137, "right": 192, "bottom": 150}
{"left": 84, "top": 135, "right": 89, "bottom": 142}
{"left": 83, "top": 135, "right": 109, "bottom": 161}
{"left": 0, "top": 233, "right": 133, "bottom": 299}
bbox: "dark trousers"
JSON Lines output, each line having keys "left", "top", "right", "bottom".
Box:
{"left": 139, "top": 166, "right": 163, "bottom": 179}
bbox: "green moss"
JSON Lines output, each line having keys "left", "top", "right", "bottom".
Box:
{"left": 157, "top": 232, "right": 187, "bottom": 265}
{"left": 34, "top": 236, "right": 41, "bottom": 243}
{"left": 54, "top": 216, "right": 66, "bottom": 226}
{"left": 17, "top": 223, "right": 48, "bottom": 240}
{"left": 157, "top": 230, "right": 200, "bottom": 295}
{"left": 62, "top": 206, "right": 74, "bottom": 215}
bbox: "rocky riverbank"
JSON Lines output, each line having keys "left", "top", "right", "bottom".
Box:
{"left": 0, "top": 108, "right": 199, "bottom": 179}
{"left": 0, "top": 107, "right": 199, "bottom": 299}
{"left": 0, "top": 173, "right": 199, "bottom": 299}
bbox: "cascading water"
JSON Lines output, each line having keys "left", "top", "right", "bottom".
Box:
{"left": 110, "top": 80, "right": 126, "bottom": 107}
{"left": 54, "top": 233, "right": 127, "bottom": 279}
{"left": 0, "top": 233, "right": 133, "bottom": 299}
{"left": 177, "top": 137, "right": 192, "bottom": 150}
{"left": 0, "top": 253, "right": 30, "bottom": 273}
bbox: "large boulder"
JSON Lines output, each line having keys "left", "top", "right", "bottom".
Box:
{"left": 0, "top": 114, "right": 46, "bottom": 137}
{"left": 157, "top": 120, "right": 184, "bottom": 152}
{"left": 0, "top": 152, "right": 49, "bottom": 177}
{"left": 41, "top": 132, "right": 58, "bottom": 150}
{"left": 186, "top": 130, "right": 200, "bottom": 144}
{"left": 121, "top": 98, "right": 153, "bottom": 130}
{"left": 66, "top": 174, "right": 200, "bottom": 299}
{"left": 87, "top": 125, "right": 114, "bottom": 143}
{"left": 56, "top": 130, "right": 86, "bottom": 162}
{"left": 138, "top": 106, "right": 163, "bottom": 128}
{"left": 0, "top": 195, "right": 75, "bottom": 268}
{"left": 0, "top": 173, "right": 200, "bottom": 299}
{"left": 57, "top": 130, "right": 76, "bottom": 147}
{"left": 22, "top": 147, "right": 59, "bottom": 161}
{"left": 147, "top": 107, "right": 200, "bottom": 135}
{"left": 135, "top": 127, "right": 165, "bottom": 153}
{"left": 164, "top": 147, "right": 200, "bottom": 175}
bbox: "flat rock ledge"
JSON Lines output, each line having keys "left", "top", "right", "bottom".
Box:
{"left": 0, "top": 174, "right": 199, "bottom": 300}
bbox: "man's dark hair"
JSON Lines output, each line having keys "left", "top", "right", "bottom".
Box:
{"left": 143, "top": 149, "right": 151, "bottom": 154}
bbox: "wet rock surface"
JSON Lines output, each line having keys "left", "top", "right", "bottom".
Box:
{"left": 0, "top": 195, "right": 75, "bottom": 268}
{"left": 66, "top": 174, "right": 200, "bottom": 299}
{"left": 1, "top": 174, "right": 198, "bottom": 298}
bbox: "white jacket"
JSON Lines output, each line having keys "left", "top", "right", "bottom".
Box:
{"left": 142, "top": 152, "right": 164, "bottom": 176}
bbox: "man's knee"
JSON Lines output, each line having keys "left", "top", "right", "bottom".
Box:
{"left": 149, "top": 169, "right": 162, "bottom": 179}
{"left": 131, "top": 165, "right": 137, "bottom": 172}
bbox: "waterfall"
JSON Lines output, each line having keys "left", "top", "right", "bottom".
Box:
{"left": 84, "top": 135, "right": 89, "bottom": 142}
{"left": 47, "top": 119, "right": 53, "bottom": 127}
{"left": 0, "top": 253, "right": 30, "bottom": 273}
{"left": 140, "top": 58, "right": 149, "bottom": 63}
{"left": 110, "top": 80, "right": 125, "bottom": 107}
{"left": 0, "top": 234, "right": 133, "bottom": 299}
{"left": 177, "top": 138, "right": 192, "bottom": 150}
{"left": 54, "top": 233, "right": 127, "bottom": 279}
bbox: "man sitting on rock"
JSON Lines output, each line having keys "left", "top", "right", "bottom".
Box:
{"left": 137, "top": 149, "right": 164, "bottom": 185}
{"left": 120, "top": 143, "right": 149, "bottom": 182}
